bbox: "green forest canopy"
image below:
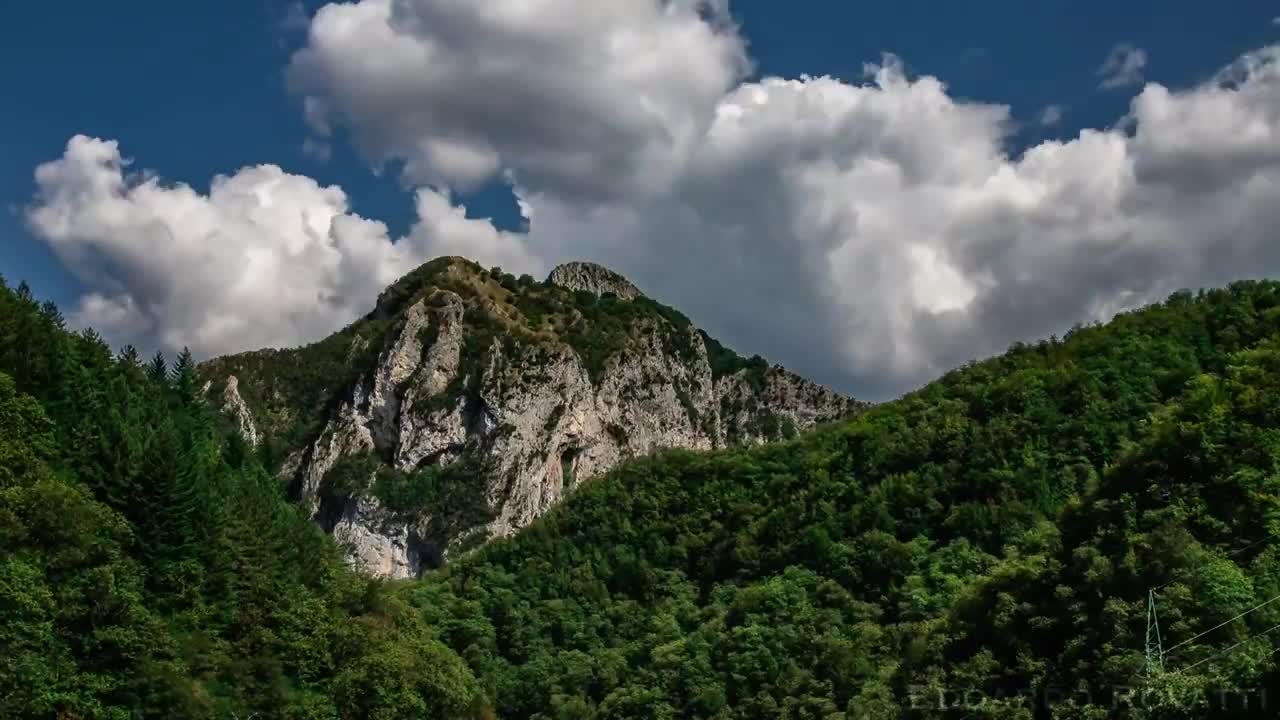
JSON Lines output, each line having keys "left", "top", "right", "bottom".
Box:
{"left": 0, "top": 279, "right": 489, "bottom": 719}
{"left": 4, "top": 271, "right": 1280, "bottom": 718}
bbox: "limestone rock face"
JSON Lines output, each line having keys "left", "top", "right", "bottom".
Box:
{"left": 206, "top": 259, "right": 865, "bottom": 578}
{"left": 222, "top": 376, "right": 259, "bottom": 447}
{"left": 548, "top": 261, "right": 643, "bottom": 300}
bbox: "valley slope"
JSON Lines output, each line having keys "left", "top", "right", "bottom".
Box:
{"left": 412, "top": 280, "right": 1280, "bottom": 718}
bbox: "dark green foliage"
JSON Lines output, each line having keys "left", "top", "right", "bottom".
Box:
{"left": 197, "top": 321, "right": 386, "bottom": 473}
{"left": 15, "top": 261, "right": 1280, "bottom": 718}
{"left": 322, "top": 450, "right": 383, "bottom": 502}
{"left": 700, "top": 330, "right": 770, "bottom": 387}
{"left": 377, "top": 256, "right": 469, "bottom": 318}
{"left": 515, "top": 283, "right": 702, "bottom": 383}
{"left": 409, "top": 280, "right": 1280, "bottom": 718}
{"left": 0, "top": 276, "right": 489, "bottom": 719}
{"left": 373, "top": 455, "right": 494, "bottom": 531}
{"left": 147, "top": 350, "right": 167, "bottom": 384}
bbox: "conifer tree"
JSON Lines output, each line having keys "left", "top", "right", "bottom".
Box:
{"left": 171, "top": 346, "right": 197, "bottom": 403}
{"left": 147, "top": 350, "right": 168, "bottom": 385}
{"left": 118, "top": 344, "right": 141, "bottom": 367}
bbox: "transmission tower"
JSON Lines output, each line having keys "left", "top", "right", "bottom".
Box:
{"left": 1145, "top": 589, "right": 1164, "bottom": 679}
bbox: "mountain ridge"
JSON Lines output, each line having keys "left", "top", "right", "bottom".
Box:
{"left": 200, "top": 256, "right": 865, "bottom": 577}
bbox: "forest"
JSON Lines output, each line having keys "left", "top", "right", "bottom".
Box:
{"left": 4, "top": 272, "right": 1280, "bottom": 718}
{"left": 412, "top": 280, "right": 1280, "bottom": 719}
{"left": 0, "top": 279, "right": 488, "bottom": 718}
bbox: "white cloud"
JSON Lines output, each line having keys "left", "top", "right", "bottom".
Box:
{"left": 286, "top": 0, "right": 750, "bottom": 201}
{"left": 27, "top": 4, "right": 1280, "bottom": 401}
{"left": 1037, "top": 104, "right": 1066, "bottom": 126}
{"left": 25, "top": 135, "right": 537, "bottom": 358}
{"left": 1097, "top": 43, "right": 1148, "bottom": 89}
{"left": 519, "top": 46, "right": 1280, "bottom": 397}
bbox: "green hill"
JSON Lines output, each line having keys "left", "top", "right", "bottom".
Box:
{"left": 412, "top": 281, "right": 1280, "bottom": 719}
{"left": 0, "top": 278, "right": 490, "bottom": 719}
{"left": 5, "top": 270, "right": 1280, "bottom": 718}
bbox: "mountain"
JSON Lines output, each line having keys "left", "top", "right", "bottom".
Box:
{"left": 7, "top": 265, "right": 1280, "bottom": 718}
{"left": 199, "top": 257, "right": 864, "bottom": 578}
{"left": 407, "top": 280, "right": 1280, "bottom": 718}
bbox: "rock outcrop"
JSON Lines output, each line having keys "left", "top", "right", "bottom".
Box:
{"left": 204, "top": 258, "right": 865, "bottom": 578}
{"left": 548, "top": 261, "right": 643, "bottom": 300}
{"left": 221, "top": 376, "right": 259, "bottom": 447}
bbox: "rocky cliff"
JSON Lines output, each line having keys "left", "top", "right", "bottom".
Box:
{"left": 200, "top": 257, "right": 865, "bottom": 578}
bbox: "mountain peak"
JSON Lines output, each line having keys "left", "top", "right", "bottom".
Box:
{"left": 202, "top": 254, "right": 863, "bottom": 577}
{"left": 547, "top": 261, "right": 642, "bottom": 300}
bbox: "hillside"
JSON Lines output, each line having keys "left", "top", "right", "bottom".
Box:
{"left": 199, "top": 257, "right": 863, "bottom": 578}
{"left": 0, "top": 278, "right": 491, "bottom": 718}
{"left": 409, "top": 280, "right": 1280, "bottom": 718}
{"left": 8, "top": 269, "right": 1280, "bottom": 718}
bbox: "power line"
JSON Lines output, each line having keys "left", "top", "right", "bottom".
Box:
{"left": 1164, "top": 591, "right": 1280, "bottom": 658}
{"left": 1223, "top": 535, "right": 1274, "bottom": 559}
{"left": 1140, "top": 531, "right": 1280, "bottom": 683}
{"left": 1172, "top": 620, "right": 1280, "bottom": 676}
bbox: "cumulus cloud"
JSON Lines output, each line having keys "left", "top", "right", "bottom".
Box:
{"left": 1097, "top": 43, "right": 1148, "bottom": 89}
{"left": 25, "top": 135, "right": 537, "bottom": 358}
{"left": 513, "top": 46, "right": 1280, "bottom": 397}
{"left": 535, "top": 47, "right": 1280, "bottom": 397}
{"left": 27, "top": 3, "right": 1280, "bottom": 401}
{"left": 286, "top": 0, "right": 750, "bottom": 201}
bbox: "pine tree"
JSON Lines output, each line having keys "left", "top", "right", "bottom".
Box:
{"left": 147, "top": 351, "right": 168, "bottom": 385}
{"left": 118, "top": 344, "right": 141, "bottom": 367}
{"left": 171, "top": 346, "right": 197, "bottom": 403}
{"left": 39, "top": 300, "right": 65, "bottom": 330}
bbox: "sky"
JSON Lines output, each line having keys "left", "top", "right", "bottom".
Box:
{"left": 2, "top": 1, "right": 1279, "bottom": 400}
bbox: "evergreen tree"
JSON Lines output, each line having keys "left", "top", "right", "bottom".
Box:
{"left": 147, "top": 350, "right": 168, "bottom": 385}
{"left": 118, "top": 344, "right": 141, "bottom": 367}
{"left": 171, "top": 346, "right": 197, "bottom": 403}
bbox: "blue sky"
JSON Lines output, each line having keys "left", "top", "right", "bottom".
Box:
{"left": 4, "top": 1, "right": 1279, "bottom": 397}
{"left": 4, "top": 0, "right": 1270, "bottom": 303}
